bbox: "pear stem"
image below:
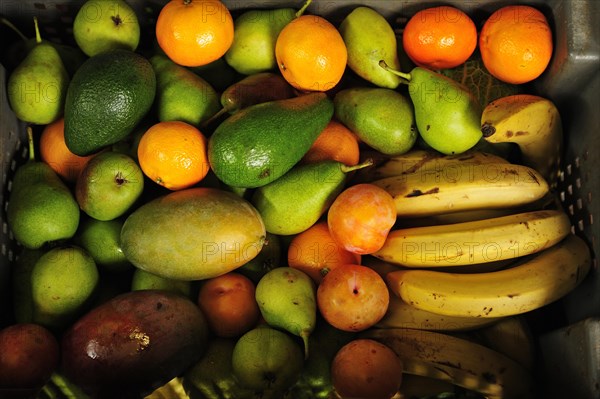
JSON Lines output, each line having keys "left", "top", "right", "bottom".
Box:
{"left": 296, "top": 0, "right": 313, "bottom": 18}
{"left": 341, "top": 158, "right": 374, "bottom": 174}
{"left": 200, "top": 106, "right": 228, "bottom": 129}
{"left": 379, "top": 60, "right": 411, "bottom": 83}
{"left": 301, "top": 330, "right": 310, "bottom": 360}
{"left": 33, "top": 16, "right": 41, "bottom": 44}
{"left": 26, "top": 126, "right": 35, "bottom": 162}
{"left": 0, "top": 17, "right": 28, "bottom": 41}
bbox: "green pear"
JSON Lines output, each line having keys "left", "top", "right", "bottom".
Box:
{"left": 339, "top": 6, "right": 402, "bottom": 89}
{"left": 75, "top": 151, "right": 144, "bottom": 221}
{"left": 131, "top": 268, "right": 192, "bottom": 298}
{"left": 255, "top": 267, "right": 316, "bottom": 358}
{"left": 224, "top": 7, "right": 296, "bottom": 75}
{"left": 30, "top": 246, "right": 99, "bottom": 330}
{"left": 151, "top": 54, "right": 220, "bottom": 127}
{"left": 232, "top": 326, "right": 304, "bottom": 395}
{"left": 251, "top": 160, "right": 371, "bottom": 235}
{"left": 334, "top": 87, "right": 417, "bottom": 155}
{"left": 7, "top": 17, "right": 69, "bottom": 124}
{"left": 7, "top": 129, "right": 80, "bottom": 249}
{"left": 73, "top": 0, "right": 140, "bottom": 57}
{"left": 75, "top": 217, "right": 131, "bottom": 273}
{"left": 381, "top": 61, "right": 483, "bottom": 155}
{"left": 184, "top": 338, "right": 255, "bottom": 399}
{"left": 2, "top": 31, "right": 86, "bottom": 78}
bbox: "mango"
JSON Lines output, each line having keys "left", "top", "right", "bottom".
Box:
{"left": 121, "top": 187, "right": 266, "bottom": 280}
{"left": 60, "top": 290, "right": 208, "bottom": 397}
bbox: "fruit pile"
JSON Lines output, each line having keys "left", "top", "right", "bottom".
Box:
{"left": 0, "top": 1, "right": 592, "bottom": 398}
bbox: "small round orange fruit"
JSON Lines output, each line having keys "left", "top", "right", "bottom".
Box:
{"left": 197, "top": 272, "right": 261, "bottom": 338}
{"left": 137, "top": 121, "right": 209, "bottom": 190}
{"left": 331, "top": 339, "right": 403, "bottom": 399}
{"left": 402, "top": 5, "right": 477, "bottom": 70}
{"left": 275, "top": 14, "right": 347, "bottom": 92}
{"left": 479, "top": 5, "right": 553, "bottom": 84}
{"left": 302, "top": 120, "right": 360, "bottom": 166}
{"left": 39, "top": 118, "right": 94, "bottom": 183}
{"left": 317, "top": 264, "right": 389, "bottom": 332}
{"left": 288, "top": 221, "right": 361, "bottom": 284}
{"left": 155, "top": 0, "right": 234, "bottom": 67}
{"left": 328, "top": 183, "right": 397, "bottom": 255}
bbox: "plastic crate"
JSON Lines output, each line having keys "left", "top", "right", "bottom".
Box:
{"left": 1, "top": 1, "right": 598, "bottom": 398}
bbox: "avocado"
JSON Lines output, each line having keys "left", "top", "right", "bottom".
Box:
{"left": 208, "top": 93, "right": 334, "bottom": 188}
{"left": 64, "top": 49, "right": 156, "bottom": 156}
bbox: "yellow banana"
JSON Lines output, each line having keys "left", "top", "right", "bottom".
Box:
{"left": 400, "top": 358, "right": 504, "bottom": 398}
{"left": 353, "top": 148, "right": 509, "bottom": 183}
{"left": 363, "top": 255, "right": 514, "bottom": 280}
{"left": 385, "top": 234, "right": 592, "bottom": 318}
{"left": 481, "top": 94, "right": 563, "bottom": 188}
{"left": 363, "top": 328, "right": 533, "bottom": 398}
{"left": 371, "top": 162, "right": 549, "bottom": 217}
{"left": 474, "top": 316, "right": 536, "bottom": 371}
{"left": 395, "top": 208, "right": 519, "bottom": 228}
{"left": 395, "top": 190, "right": 558, "bottom": 229}
{"left": 376, "top": 294, "right": 501, "bottom": 331}
{"left": 374, "top": 209, "right": 572, "bottom": 267}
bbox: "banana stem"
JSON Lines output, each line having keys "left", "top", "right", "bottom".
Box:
{"left": 33, "top": 16, "right": 41, "bottom": 44}
{"left": 26, "top": 126, "right": 35, "bottom": 162}
{"left": 0, "top": 17, "right": 28, "bottom": 41}
{"left": 296, "top": 0, "right": 313, "bottom": 18}
{"left": 379, "top": 60, "right": 411, "bottom": 83}
{"left": 341, "top": 158, "right": 374, "bottom": 173}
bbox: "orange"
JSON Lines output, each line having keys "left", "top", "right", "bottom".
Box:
{"left": 39, "top": 118, "right": 94, "bottom": 183}
{"left": 287, "top": 221, "right": 361, "bottom": 284}
{"left": 275, "top": 14, "right": 347, "bottom": 92}
{"left": 155, "top": 0, "right": 234, "bottom": 67}
{"left": 302, "top": 120, "right": 360, "bottom": 166}
{"left": 479, "top": 5, "right": 553, "bottom": 84}
{"left": 137, "top": 121, "right": 209, "bottom": 190}
{"left": 402, "top": 5, "right": 477, "bottom": 70}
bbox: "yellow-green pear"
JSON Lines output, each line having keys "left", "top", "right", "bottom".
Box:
{"left": 8, "top": 17, "right": 69, "bottom": 124}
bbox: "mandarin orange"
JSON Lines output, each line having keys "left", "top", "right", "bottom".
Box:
{"left": 275, "top": 14, "right": 347, "bottom": 92}
{"left": 479, "top": 5, "right": 553, "bottom": 84}
{"left": 301, "top": 120, "right": 360, "bottom": 166}
{"left": 288, "top": 221, "right": 361, "bottom": 284}
{"left": 39, "top": 118, "right": 94, "bottom": 183}
{"left": 155, "top": 0, "right": 234, "bottom": 67}
{"left": 137, "top": 121, "right": 209, "bottom": 190}
{"left": 402, "top": 5, "right": 477, "bottom": 70}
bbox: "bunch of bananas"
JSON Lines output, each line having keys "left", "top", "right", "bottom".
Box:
{"left": 354, "top": 94, "right": 592, "bottom": 398}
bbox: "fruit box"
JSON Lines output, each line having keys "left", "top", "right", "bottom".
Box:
{"left": 0, "top": 0, "right": 598, "bottom": 398}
